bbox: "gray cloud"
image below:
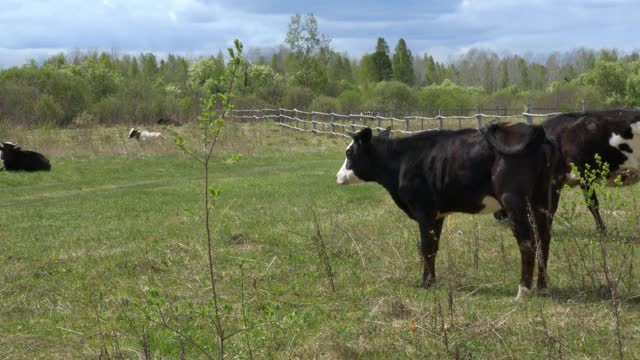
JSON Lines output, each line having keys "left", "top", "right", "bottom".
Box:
{"left": 1, "top": 0, "right": 638, "bottom": 68}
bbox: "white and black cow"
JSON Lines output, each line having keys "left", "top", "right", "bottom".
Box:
{"left": 0, "top": 142, "right": 51, "bottom": 171}
{"left": 336, "top": 125, "right": 562, "bottom": 299}
{"left": 128, "top": 128, "right": 165, "bottom": 141}
{"left": 494, "top": 110, "right": 640, "bottom": 233}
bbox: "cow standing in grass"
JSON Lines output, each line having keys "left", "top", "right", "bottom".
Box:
{"left": 336, "top": 125, "right": 562, "bottom": 299}
{"left": 0, "top": 142, "right": 51, "bottom": 172}
{"left": 494, "top": 109, "right": 640, "bottom": 233}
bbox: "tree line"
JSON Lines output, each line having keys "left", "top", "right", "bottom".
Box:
{"left": 1, "top": 14, "right": 639, "bottom": 127}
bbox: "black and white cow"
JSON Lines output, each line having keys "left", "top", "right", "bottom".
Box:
{"left": 0, "top": 142, "right": 51, "bottom": 171}
{"left": 128, "top": 128, "right": 165, "bottom": 141}
{"left": 336, "top": 125, "right": 562, "bottom": 299}
{"left": 494, "top": 110, "right": 640, "bottom": 233}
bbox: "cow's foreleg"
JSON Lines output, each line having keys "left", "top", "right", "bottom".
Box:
{"left": 581, "top": 184, "right": 606, "bottom": 234}
{"left": 418, "top": 218, "right": 444, "bottom": 288}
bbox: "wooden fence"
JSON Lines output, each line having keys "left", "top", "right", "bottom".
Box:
{"left": 226, "top": 106, "right": 567, "bottom": 138}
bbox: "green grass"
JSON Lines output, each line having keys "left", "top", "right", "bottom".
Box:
{"left": 1, "top": 122, "right": 639, "bottom": 359}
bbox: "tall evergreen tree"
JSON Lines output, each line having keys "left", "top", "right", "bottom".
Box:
{"left": 424, "top": 55, "right": 437, "bottom": 85}
{"left": 392, "top": 38, "right": 414, "bottom": 86}
{"left": 372, "top": 37, "right": 393, "bottom": 82}
{"left": 499, "top": 60, "right": 509, "bottom": 89}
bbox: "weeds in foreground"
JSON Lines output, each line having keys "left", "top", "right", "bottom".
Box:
{"left": 564, "top": 155, "right": 627, "bottom": 359}
{"left": 137, "top": 39, "right": 256, "bottom": 359}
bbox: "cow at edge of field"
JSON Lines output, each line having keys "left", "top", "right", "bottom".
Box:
{"left": 494, "top": 109, "right": 640, "bottom": 234}
{"left": 336, "top": 125, "right": 562, "bottom": 299}
{"left": 0, "top": 142, "right": 51, "bottom": 171}
{"left": 128, "top": 128, "right": 166, "bottom": 141}
{"left": 157, "top": 118, "right": 183, "bottom": 126}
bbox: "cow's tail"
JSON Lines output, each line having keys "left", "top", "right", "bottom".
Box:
{"left": 480, "top": 123, "right": 547, "bottom": 155}
{"left": 541, "top": 135, "right": 563, "bottom": 227}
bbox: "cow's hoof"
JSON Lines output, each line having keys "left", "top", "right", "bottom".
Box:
{"left": 421, "top": 277, "right": 436, "bottom": 289}
{"left": 515, "top": 285, "right": 530, "bottom": 301}
{"left": 537, "top": 287, "right": 551, "bottom": 296}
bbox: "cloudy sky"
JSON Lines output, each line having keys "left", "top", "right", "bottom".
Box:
{"left": 1, "top": 0, "right": 638, "bottom": 68}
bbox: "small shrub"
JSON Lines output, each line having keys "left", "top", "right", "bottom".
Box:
{"left": 71, "top": 111, "right": 98, "bottom": 128}
{"left": 35, "top": 94, "right": 64, "bottom": 127}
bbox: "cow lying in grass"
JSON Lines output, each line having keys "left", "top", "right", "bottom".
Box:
{"left": 0, "top": 142, "right": 51, "bottom": 171}
{"left": 336, "top": 125, "right": 562, "bottom": 299}
{"left": 128, "top": 128, "right": 165, "bottom": 141}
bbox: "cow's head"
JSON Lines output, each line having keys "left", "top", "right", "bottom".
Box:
{"left": 128, "top": 128, "right": 140, "bottom": 140}
{"left": 336, "top": 127, "right": 390, "bottom": 185}
{"left": 0, "top": 142, "right": 19, "bottom": 160}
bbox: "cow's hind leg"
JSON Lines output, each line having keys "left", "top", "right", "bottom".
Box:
{"left": 534, "top": 186, "right": 560, "bottom": 292}
{"left": 581, "top": 185, "right": 606, "bottom": 234}
{"left": 418, "top": 218, "right": 444, "bottom": 288}
{"left": 533, "top": 207, "right": 551, "bottom": 292}
{"left": 501, "top": 195, "right": 536, "bottom": 299}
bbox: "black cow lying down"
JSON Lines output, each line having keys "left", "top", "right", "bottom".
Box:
{"left": 157, "top": 118, "right": 182, "bottom": 126}
{"left": 0, "top": 142, "right": 51, "bottom": 171}
{"left": 494, "top": 109, "right": 640, "bottom": 233}
{"left": 336, "top": 124, "right": 562, "bottom": 299}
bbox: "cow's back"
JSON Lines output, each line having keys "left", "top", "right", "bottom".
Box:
{"left": 548, "top": 110, "right": 640, "bottom": 175}
{"left": 10, "top": 151, "right": 51, "bottom": 171}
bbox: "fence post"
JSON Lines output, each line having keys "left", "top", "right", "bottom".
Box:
{"left": 475, "top": 105, "right": 482, "bottom": 128}
{"left": 438, "top": 109, "right": 443, "bottom": 130}
{"left": 421, "top": 112, "right": 425, "bottom": 131}
{"left": 331, "top": 112, "right": 335, "bottom": 134}
{"left": 312, "top": 111, "right": 317, "bottom": 132}
{"left": 405, "top": 112, "right": 410, "bottom": 132}
{"left": 278, "top": 108, "right": 282, "bottom": 124}
{"left": 351, "top": 115, "right": 355, "bottom": 133}
{"left": 377, "top": 114, "right": 382, "bottom": 135}
{"left": 582, "top": 98, "right": 587, "bottom": 112}
{"left": 524, "top": 104, "right": 533, "bottom": 124}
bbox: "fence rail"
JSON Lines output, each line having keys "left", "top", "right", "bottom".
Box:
{"left": 226, "top": 106, "right": 568, "bottom": 137}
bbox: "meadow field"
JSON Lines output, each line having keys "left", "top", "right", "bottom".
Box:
{"left": 1, "top": 122, "right": 639, "bottom": 359}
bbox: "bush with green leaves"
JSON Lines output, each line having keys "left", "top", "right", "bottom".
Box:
{"left": 35, "top": 94, "right": 64, "bottom": 126}
{"left": 311, "top": 95, "right": 339, "bottom": 113}
{"left": 337, "top": 89, "right": 362, "bottom": 114}
{"left": 283, "top": 85, "right": 314, "bottom": 110}
{"left": 365, "top": 80, "right": 418, "bottom": 113}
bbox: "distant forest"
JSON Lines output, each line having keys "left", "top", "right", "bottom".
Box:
{"left": 2, "top": 14, "right": 640, "bottom": 127}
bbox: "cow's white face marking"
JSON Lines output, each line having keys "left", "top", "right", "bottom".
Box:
{"left": 609, "top": 121, "right": 640, "bottom": 171}
{"left": 336, "top": 141, "right": 364, "bottom": 185}
{"left": 516, "top": 285, "right": 530, "bottom": 301}
{"left": 479, "top": 196, "right": 502, "bottom": 214}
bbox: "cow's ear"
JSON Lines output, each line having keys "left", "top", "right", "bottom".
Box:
{"left": 359, "top": 127, "right": 372, "bottom": 143}
{"left": 379, "top": 127, "right": 391, "bottom": 137}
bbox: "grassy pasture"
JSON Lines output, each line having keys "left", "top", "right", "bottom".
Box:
{"left": 1, "top": 122, "right": 639, "bottom": 359}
